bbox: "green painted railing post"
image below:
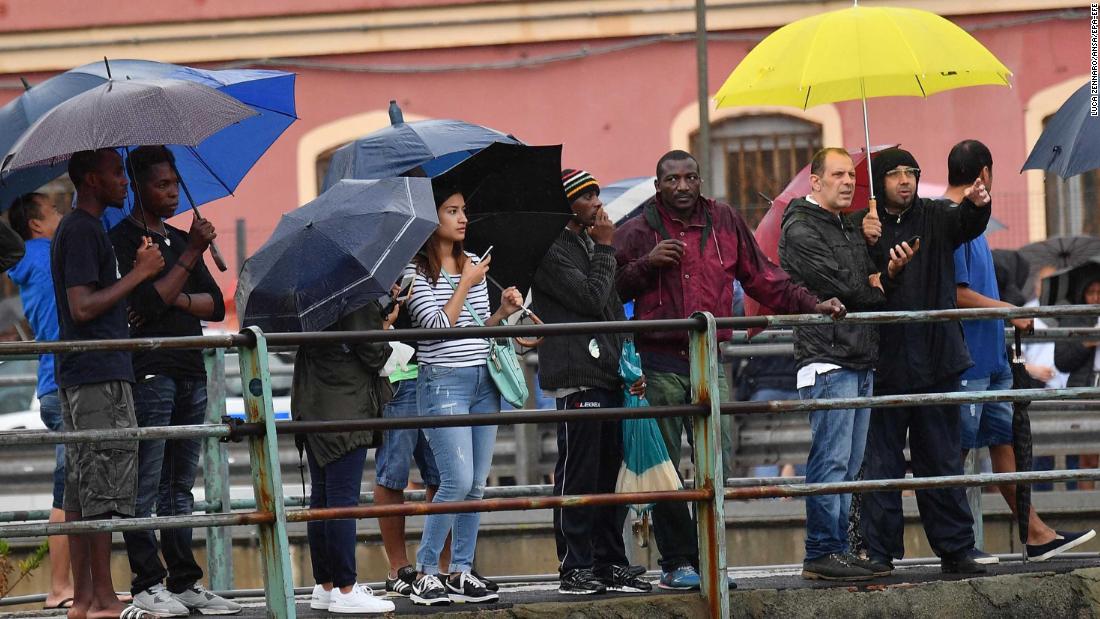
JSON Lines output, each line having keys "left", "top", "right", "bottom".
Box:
{"left": 203, "top": 348, "right": 234, "bottom": 591}
{"left": 689, "top": 311, "right": 729, "bottom": 618}
{"left": 237, "top": 327, "right": 295, "bottom": 618}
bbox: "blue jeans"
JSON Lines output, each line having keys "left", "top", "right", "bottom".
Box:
{"left": 307, "top": 445, "right": 368, "bottom": 587}
{"left": 415, "top": 364, "right": 499, "bottom": 575}
{"left": 376, "top": 379, "right": 440, "bottom": 490}
{"left": 38, "top": 391, "right": 65, "bottom": 510}
{"left": 959, "top": 365, "right": 1014, "bottom": 449}
{"left": 799, "top": 368, "right": 872, "bottom": 561}
{"left": 123, "top": 376, "right": 206, "bottom": 594}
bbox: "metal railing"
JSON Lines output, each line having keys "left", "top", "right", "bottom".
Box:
{"left": 0, "top": 305, "right": 1097, "bottom": 619}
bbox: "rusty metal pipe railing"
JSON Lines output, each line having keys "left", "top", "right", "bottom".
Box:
{"left": 727, "top": 326, "right": 1100, "bottom": 344}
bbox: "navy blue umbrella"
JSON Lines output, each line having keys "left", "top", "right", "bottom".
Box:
{"left": 0, "top": 59, "right": 296, "bottom": 215}
{"left": 236, "top": 177, "right": 438, "bottom": 333}
{"left": 1022, "top": 82, "right": 1100, "bottom": 179}
{"left": 320, "top": 119, "right": 520, "bottom": 191}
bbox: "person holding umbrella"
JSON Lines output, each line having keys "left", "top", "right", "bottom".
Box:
{"left": 530, "top": 169, "right": 650, "bottom": 596}
{"left": 404, "top": 181, "right": 524, "bottom": 606}
{"left": 857, "top": 147, "right": 990, "bottom": 575}
{"left": 613, "top": 150, "right": 844, "bottom": 590}
{"left": 51, "top": 148, "right": 164, "bottom": 619}
{"left": 107, "top": 146, "right": 241, "bottom": 616}
{"left": 948, "top": 140, "right": 1096, "bottom": 563}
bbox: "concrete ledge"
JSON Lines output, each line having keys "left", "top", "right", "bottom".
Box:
{"left": 730, "top": 566, "right": 1100, "bottom": 619}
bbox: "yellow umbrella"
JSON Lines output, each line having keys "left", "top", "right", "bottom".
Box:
{"left": 715, "top": 2, "right": 1011, "bottom": 202}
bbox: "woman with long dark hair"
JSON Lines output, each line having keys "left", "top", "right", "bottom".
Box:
{"left": 404, "top": 183, "right": 523, "bottom": 606}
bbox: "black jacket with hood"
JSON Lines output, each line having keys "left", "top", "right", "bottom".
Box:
{"left": 779, "top": 197, "right": 886, "bottom": 369}
{"left": 853, "top": 148, "right": 991, "bottom": 393}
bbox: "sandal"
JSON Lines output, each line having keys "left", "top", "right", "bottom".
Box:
{"left": 45, "top": 597, "right": 74, "bottom": 609}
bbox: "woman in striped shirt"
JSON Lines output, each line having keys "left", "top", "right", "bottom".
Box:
{"left": 404, "top": 186, "right": 523, "bottom": 606}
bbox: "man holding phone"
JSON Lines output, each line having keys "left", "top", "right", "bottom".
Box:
{"left": 856, "top": 147, "right": 991, "bottom": 575}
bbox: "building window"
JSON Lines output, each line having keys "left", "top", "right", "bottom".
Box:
{"left": 1044, "top": 168, "right": 1100, "bottom": 237}
{"left": 692, "top": 114, "right": 822, "bottom": 229}
{"left": 315, "top": 145, "right": 345, "bottom": 195}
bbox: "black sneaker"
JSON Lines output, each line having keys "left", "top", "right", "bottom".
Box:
{"left": 446, "top": 571, "right": 499, "bottom": 603}
{"left": 410, "top": 574, "right": 451, "bottom": 606}
{"left": 1026, "top": 529, "right": 1097, "bottom": 562}
{"left": 846, "top": 554, "right": 893, "bottom": 576}
{"left": 625, "top": 564, "right": 647, "bottom": 577}
{"left": 559, "top": 568, "right": 606, "bottom": 595}
{"left": 470, "top": 569, "right": 499, "bottom": 592}
{"left": 386, "top": 565, "right": 417, "bottom": 597}
{"left": 595, "top": 564, "right": 653, "bottom": 593}
{"left": 802, "top": 554, "right": 874, "bottom": 581}
{"left": 941, "top": 550, "right": 987, "bottom": 575}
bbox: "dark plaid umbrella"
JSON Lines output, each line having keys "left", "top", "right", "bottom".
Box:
{"left": 1009, "top": 327, "right": 1034, "bottom": 544}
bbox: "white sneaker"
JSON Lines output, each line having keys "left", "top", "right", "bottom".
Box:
{"left": 172, "top": 583, "right": 242, "bottom": 615}
{"left": 328, "top": 584, "right": 396, "bottom": 614}
{"left": 310, "top": 584, "right": 331, "bottom": 610}
{"left": 133, "top": 583, "right": 190, "bottom": 617}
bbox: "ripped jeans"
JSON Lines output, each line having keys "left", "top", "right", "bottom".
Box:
{"left": 415, "top": 363, "right": 500, "bottom": 574}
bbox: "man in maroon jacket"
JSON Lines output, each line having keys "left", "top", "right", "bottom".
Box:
{"left": 613, "top": 150, "right": 843, "bottom": 590}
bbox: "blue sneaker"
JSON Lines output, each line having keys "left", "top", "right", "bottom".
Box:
{"left": 658, "top": 566, "right": 701, "bottom": 590}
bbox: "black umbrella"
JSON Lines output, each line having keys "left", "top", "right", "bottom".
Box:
{"left": 1041, "top": 256, "right": 1100, "bottom": 306}
{"left": 437, "top": 141, "right": 573, "bottom": 301}
{"left": 1009, "top": 327, "right": 1035, "bottom": 545}
{"left": 1019, "top": 235, "right": 1100, "bottom": 272}
{"left": 1021, "top": 81, "right": 1100, "bottom": 179}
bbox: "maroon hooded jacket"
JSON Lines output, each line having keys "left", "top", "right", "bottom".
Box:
{"left": 613, "top": 194, "right": 820, "bottom": 371}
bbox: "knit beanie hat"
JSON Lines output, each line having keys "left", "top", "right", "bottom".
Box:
{"left": 871, "top": 147, "right": 921, "bottom": 204}
{"left": 562, "top": 168, "right": 600, "bottom": 203}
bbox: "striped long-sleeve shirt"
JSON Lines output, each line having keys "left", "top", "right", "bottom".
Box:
{"left": 404, "top": 253, "right": 491, "bottom": 367}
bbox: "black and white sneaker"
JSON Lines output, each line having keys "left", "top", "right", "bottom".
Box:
{"left": 470, "top": 569, "right": 499, "bottom": 592}
{"left": 385, "top": 565, "right": 417, "bottom": 597}
{"left": 595, "top": 564, "right": 653, "bottom": 593}
{"left": 410, "top": 574, "right": 451, "bottom": 606}
{"left": 558, "top": 568, "right": 606, "bottom": 595}
{"left": 446, "top": 571, "right": 499, "bottom": 603}
{"left": 1027, "top": 529, "right": 1097, "bottom": 562}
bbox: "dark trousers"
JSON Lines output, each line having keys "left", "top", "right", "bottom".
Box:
{"left": 306, "top": 446, "right": 368, "bottom": 588}
{"left": 861, "top": 377, "right": 975, "bottom": 562}
{"left": 124, "top": 376, "right": 206, "bottom": 594}
{"left": 554, "top": 388, "right": 629, "bottom": 574}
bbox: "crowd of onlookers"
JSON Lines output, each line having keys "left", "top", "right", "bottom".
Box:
{"left": 5, "top": 138, "right": 1098, "bottom": 616}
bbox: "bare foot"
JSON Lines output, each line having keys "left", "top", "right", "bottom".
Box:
{"left": 45, "top": 595, "right": 74, "bottom": 609}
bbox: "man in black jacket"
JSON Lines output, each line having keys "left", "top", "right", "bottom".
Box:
{"left": 857, "top": 147, "right": 990, "bottom": 575}
{"left": 780, "top": 148, "right": 916, "bottom": 581}
{"left": 531, "top": 169, "right": 650, "bottom": 596}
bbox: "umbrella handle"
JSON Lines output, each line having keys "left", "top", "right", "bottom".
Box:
{"left": 209, "top": 239, "right": 229, "bottom": 272}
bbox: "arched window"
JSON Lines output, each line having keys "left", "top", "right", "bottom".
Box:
{"left": 692, "top": 114, "right": 822, "bottom": 229}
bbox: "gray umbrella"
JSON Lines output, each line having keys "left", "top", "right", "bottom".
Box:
{"left": 0, "top": 78, "right": 254, "bottom": 173}
{"left": 1018, "top": 235, "right": 1100, "bottom": 272}
{"left": 1021, "top": 82, "right": 1100, "bottom": 179}
{"left": 236, "top": 177, "right": 438, "bottom": 333}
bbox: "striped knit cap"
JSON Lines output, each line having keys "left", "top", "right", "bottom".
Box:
{"left": 562, "top": 168, "right": 600, "bottom": 203}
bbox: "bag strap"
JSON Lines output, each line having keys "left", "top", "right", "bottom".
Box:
{"left": 440, "top": 270, "right": 491, "bottom": 328}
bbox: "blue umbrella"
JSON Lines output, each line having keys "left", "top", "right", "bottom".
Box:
{"left": 0, "top": 59, "right": 296, "bottom": 216}
{"left": 320, "top": 118, "right": 520, "bottom": 191}
{"left": 236, "top": 177, "right": 438, "bottom": 333}
{"left": 1022, "top": 82, "right": 1100, "bottom": 179}
{"left": 600, "top": 176, "right": 656, "bottom": 223}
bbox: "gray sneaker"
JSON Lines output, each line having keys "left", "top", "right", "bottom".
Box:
{"left": 133, "top": 583, "right": 190, "bottom": 617}
{"left": 173, "top": 583, "right": 242, "bottom": 615}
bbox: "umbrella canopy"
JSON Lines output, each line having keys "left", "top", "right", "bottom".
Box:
{"left": 1022, "top": 82, "right": 1100, "bottom": 179}
{"left": 1019, "top": 235, "right": 1100, "bottom": 272}
{"left": 615, "top": 340, "right": 681, "bottom": 514}
{"left": 1040, "top": 256, "right": 1100, "bottom": 307}
{"left": 443, "top": 142, "right": 574, "bottom": 299}
{"left": 237, "top": 177, "right": 438, "bottom": 333}
{"left": 601, "top": 176, "right": 656, "bottom": 223}
{"left": 1, "top": 78, "right": 255, "bottom": 172}
{"left": 715, "top": 4, "right": 1011, "bottom": 201}
{"left": 320, "top": 119, "right": 520, "bottom": 191}
{"left": 0, "top": 59, "right": 296, "bottom": 216}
